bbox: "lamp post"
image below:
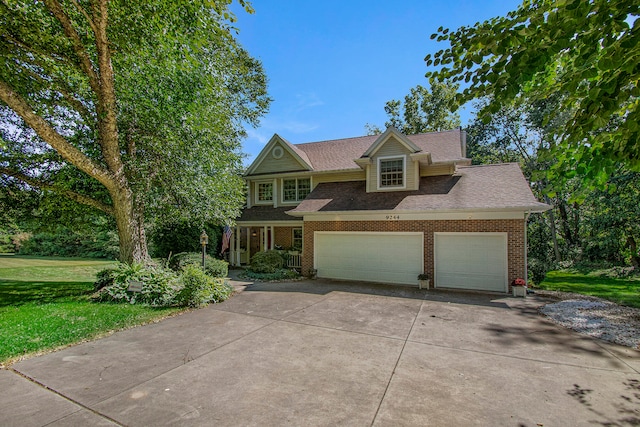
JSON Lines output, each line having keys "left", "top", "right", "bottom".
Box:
{"left": 200, "top": 230, "right": 209, "bottom": 270}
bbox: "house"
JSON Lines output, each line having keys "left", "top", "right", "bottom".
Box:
{"left": 231, "top": 127, "right": 549, "bottom": 293}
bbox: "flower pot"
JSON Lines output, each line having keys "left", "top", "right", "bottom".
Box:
{"left": 418, "top": 279, "right": 430, "bottom": 289}
{"left": 512, "top": 285, "right": 527, "bottom": 297}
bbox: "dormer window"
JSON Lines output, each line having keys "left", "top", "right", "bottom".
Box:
{"left": 257, "top": 182, "right": 273, "bottom": 202}
{"left": 283, "top": 178, "right": 311, "bottom": 202}
{"left": 378, "top": 156, "right": 405, "bottom": 189}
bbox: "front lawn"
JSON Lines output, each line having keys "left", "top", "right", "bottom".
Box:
{"left": 538, "top": 269, "right": 640, "bottom": 308}
{"left": 0, "top": 255, "right": 184, "bottom": 365}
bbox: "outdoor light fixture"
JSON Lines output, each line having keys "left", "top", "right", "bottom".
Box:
{"left": 200, "top": 230, "right": 208, "bottom": 269}
{"left": 252, "top": 231, "right": 257, "bottom": 237}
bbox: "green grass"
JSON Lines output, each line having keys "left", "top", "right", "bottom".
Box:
{"left": 0, "top": 255, "right": 184, "bottom": 365}
{"left": 538, "top": 269, "right": 640, "bottom": 308}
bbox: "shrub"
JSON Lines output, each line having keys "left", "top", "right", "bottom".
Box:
{"left": 250, "top": 250, "right": 285, "bottom": 274}
{"left": 18, "top": 228, "right": 118, "bottom": 259}
{"left": 174, "top": 264, "right": 234, "bottom": 308}
{"left": 92, "top": 263, "right": 180, "bottom": 307}
{"left": 168, "top": 252, "right": 228, "bottom": 278}
{"left": 149, "top": 221, "right": 220, "bottom": 258}
{"left": 241, "top": 268, "right": 300, "bottom": 282}
{"left": 93, "top": 262, "right": 233, "bottom": 307}
{"left": 527, "top": 257, "right": 549, "bottom": 286}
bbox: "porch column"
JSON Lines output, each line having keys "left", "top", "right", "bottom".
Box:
{"left": 234, "top": 225, "right": 241, "bottom": 266}
{"left": 263, "top": 226, "right": 268, "bottom": 252}
{"left": 246, "top": 227, "right": 250, "bottom": 264}
{"left": 270, "top": 226, "right": 275, "bottom": 250}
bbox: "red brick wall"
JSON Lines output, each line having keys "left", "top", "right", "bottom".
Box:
{"left": 274, "top": 227, "right": 294, "bottom": 248}
{"left": 302, "top": 219, "right": 525, "bottom": 290}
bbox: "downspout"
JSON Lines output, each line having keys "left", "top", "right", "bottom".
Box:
{"left": 524, "top": 211, "right": 531, "bottom": 284}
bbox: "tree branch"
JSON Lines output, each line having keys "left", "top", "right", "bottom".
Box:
{"left": 69, "top": 0, "right": 98, "bottom": 35}
{"left": 42, "top": 0, "right": 101, "bottom": 95}
{"left": 90, "top": 0, "right": 124, "bottom": 178}
{"left": 0, "top": 78, "right": 114, "bottom": 189}
{"left": 0, "top": 167, "right": 114, "bottom": 215}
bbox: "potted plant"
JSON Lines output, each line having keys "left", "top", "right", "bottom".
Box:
{"left": 512, "top": 277, "right": 527, "bottom": 297}
{"left": 417, "top": 273, "right": 430, "bottom": 289}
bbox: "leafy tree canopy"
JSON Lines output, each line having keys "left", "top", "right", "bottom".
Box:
{"left": 374, "top": 81, "right": 460, "bottom": 135}
{"left": 425, "top": 0, "right": 640, "bottom": 187}
{"left": 0, "top": 0, "right": 270, "bottom": 262}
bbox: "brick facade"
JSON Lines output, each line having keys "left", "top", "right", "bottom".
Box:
{"left": 274, "top": 226, "right": 295, "bottom": 249}
{"left": 302, "top": 219, "right": 525, "bottom": 291}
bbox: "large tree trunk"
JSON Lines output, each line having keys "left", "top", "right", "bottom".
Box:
{"left": 112, "top": 186, "right": 149, "bottom": 264}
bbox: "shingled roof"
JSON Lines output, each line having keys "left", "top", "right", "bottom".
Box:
{"left": 283, "top": 128, "right": 467, "bottom": 172}
{"left": 287, "top": 163, "right": 549, "bottom": 214}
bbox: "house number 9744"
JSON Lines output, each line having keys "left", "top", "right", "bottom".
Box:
{"left": 385, "top": 215, "right": 400, "bottom": 220}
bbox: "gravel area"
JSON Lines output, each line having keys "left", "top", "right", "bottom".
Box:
{"left": 538, "top": 291, "right": 640, "bottom": 349}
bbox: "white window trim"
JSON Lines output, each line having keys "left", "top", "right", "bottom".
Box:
{"left": 377, "top": 155, "right": 406, "bottom": 190}
{"left": 292, "top": 227, "right": 303, "bottom": 250}
{"left": 281, "top": 177, "right": 312, "bottom": 205}
{"left": 255, "top": 181, "right": 274, "bottom": 205}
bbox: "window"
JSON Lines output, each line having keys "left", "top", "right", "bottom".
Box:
{"left": 283, "top": 178, "right": 311, "bottom": 202}
{"left": 292, "top": 228, "right": 303, "bottom": 250}
{"left": 257, "top": 182, "right": 273, "bottom": 202}
{"left": 379, "top": 157, "right": 404, "bottom": 188}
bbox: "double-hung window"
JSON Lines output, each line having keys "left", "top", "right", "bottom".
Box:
{"left": 292, "top": 228, "right": 303, "bottom": 250}
{"left": 379, "top": 157, "right": 405, "bottom": 188}
{"left": 257, "top": 182, "right": 273, "bottom": 203}
{"left": 283, "top": 178, "right": 311, "bottom": 202}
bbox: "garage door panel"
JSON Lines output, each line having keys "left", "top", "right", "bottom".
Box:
{"left": 315, "top": 232, "right": 423, "bottom": 286}
{"left": 435, "top": 233, "right": 507, "bottom": 292}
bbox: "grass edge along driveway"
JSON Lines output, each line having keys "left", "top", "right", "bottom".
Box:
{"left": 0, "top": 255, "right": 184, "bottom": 366}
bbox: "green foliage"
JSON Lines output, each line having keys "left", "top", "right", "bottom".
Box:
{"left": 18, "top": 227, "right": 119, "bottom": 259}
{"left": 0, "top": 1, "right": 270, "bottom": 263}
{"left": 377, "top": 82, "right": 460, "bottom": 134}
{"left": 150, "top": 221, "right": 220, "bottom": 258}
{"left": 249, "top": 250, "right": 286, "bottom": 274}
{"left": 426, "top": 0, "right": 640, "bottom": 186}
{"left": 94, "top": 259, "right": 231, "bottom": 307}
{"left": 527, "top": 257, "right": 549, "bottom": 286}
{"left": 92, "top": 263, "right": 180, "bottom": 307}
{"left": 168, "top": 252, "right": 228, "bottom": 278}
{"left": 174, "top": 264, "right": 233, "bottom": 308}
{"left": 241, "top": 268, "right": 300, "bottom": 282}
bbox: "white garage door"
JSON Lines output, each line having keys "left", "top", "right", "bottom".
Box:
{"left": 435, "top": 233, "right": 508, "bottom": 292}
{"left": 314, "top": 232, "right": 423, "bottom": 285}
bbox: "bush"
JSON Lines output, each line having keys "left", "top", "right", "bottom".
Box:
{"left": 92, "top": 263, "right": 180, "bottom": 307}
{"left": 241, "top": 268, "right": 299, "bottom": 282}
{"left": 93, "top": 262, "right": 233, "bottom": 307}
{"left": 250, "top": 250, "right": 285, "bottom": 274}
{"left": 149, "top": 220, "right": 220, "bottom": 258}
{"left": 174, "top": 264, "right": 234, "bottom": 308}
{"left": 527, "top": 257, "right": 549, "bottom": 286}
{"left": 168, "top": 252, "right": 228, "bottom": 277}
{"left": 18, "top": 228, "right": 118, "bottom": 259}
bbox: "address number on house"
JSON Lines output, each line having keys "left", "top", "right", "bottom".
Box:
{"left": 385, "top": 215, "right": 400, "bottom": 220}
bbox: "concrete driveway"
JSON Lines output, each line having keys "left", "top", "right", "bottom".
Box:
{"left": 2, "top": 277, "right": 639, "bottom": 426}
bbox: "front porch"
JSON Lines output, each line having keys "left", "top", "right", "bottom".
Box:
{"left": 229, "top": 224, "right": 303, "bottom": 269}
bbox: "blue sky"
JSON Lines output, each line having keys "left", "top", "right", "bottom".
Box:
{"left": 230, "top": 0, "right": 522, "bottom": 164}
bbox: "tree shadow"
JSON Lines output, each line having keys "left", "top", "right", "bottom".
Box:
{"left": 0, "top": 279, "right": 93, "bottom": 307}
{"left": 567, "top": 380, "right": 640, "bottom": 426}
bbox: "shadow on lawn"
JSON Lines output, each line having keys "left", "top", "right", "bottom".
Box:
{"left": 0, "top": 279, "right": 93, "bottom": 307}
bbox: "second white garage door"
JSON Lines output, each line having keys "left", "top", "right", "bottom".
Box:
{"left": 314, "top": 232, "right": 423, "bottom": 285}
{"left": 434, "top": 232, "right": 508, "bottom": 292}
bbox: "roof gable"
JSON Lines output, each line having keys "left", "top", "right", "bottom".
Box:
{"left": 361, "top": 127, "right": 422, "bottom": 158}
{"left": 246, "top": 134, "right": 313, "bottom": 175}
